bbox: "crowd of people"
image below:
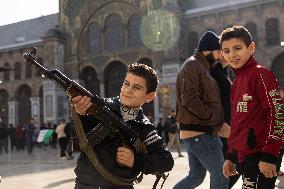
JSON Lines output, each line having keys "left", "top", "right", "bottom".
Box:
{"left": 0, "top": 118, "right": 74, "bottom": 160}
{"left": 1, "top": 25, "right": 284, "bottom": 189}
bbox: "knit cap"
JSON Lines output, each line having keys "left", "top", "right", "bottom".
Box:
{"left": 198, "top": 31, "right": 220, "bottom": 51}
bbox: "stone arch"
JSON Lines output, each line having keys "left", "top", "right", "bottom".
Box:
{"left": 0, "top": 89, "right": 9, "bottom": 126}
{"left": 271, "top": 53, "right": 284, "bottom": 89}
{"left": 245, "top": 22, "right": 258, "bottom": 44}
{"left": 104, "top": 61, "right": 127, "bottom": 97}
{"left": 105, "top": 13, "right": 124, "bottom": 51}
{"left": 80, "top": 66, "right": 100, "bottom": 96}
{"left": 16, "top": 85, "right": 32, "bottom": 126}
{"left": 265, "top": 18, "right": 279, "bottom": 46}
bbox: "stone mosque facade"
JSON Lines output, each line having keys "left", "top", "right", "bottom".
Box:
{"left": 0, "top": 0, "right": 283, "bottom": 128}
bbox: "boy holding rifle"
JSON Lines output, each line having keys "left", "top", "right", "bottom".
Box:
{"left": 72, "top": 63, "right": 174, "bottom": 189}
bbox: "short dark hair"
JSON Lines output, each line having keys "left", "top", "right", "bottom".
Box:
{"left": 220, "top": 25, "right": 252, "bottom": 47}
{"left": 126, "top": 63, "right": 159, "bottom": 93}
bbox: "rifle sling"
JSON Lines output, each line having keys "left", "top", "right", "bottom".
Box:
{"left": 71, "top": 108, "right": 137, "bottom": 186}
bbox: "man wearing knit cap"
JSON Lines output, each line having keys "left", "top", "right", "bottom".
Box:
{"left": 174, "top": 31, "right": 229, "bottom": 189}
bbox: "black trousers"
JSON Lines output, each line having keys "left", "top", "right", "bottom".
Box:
{"left": 75, "top": 182, "right": 134, "bottom": 189}
{"left": 58, "top": 137, "right": 67, "bottom": 157}
{"left": 235, "top": 153, "right": 276, "bottom": 189}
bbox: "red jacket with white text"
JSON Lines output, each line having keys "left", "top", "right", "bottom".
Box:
{"left": 228, "top": 56, "right": 284, "bottom": 164}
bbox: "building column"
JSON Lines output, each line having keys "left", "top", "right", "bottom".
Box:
{"left": 8, "top": 101, "right": 18, "bottom": 127}
{"left": 158, "top": 64, "right": 179, "bottom": 123}
{"left": 97, "top": 73, "right": 105, "bottom": 97}
{"left": 30, "top": 97, "right": 40, "bottom": 127}
{"left": 43, "top": 80, "right": 67, "bottom": 124}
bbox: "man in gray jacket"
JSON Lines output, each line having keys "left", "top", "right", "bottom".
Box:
{"left": 174, "top": 31, "right": 229, "bottom": 189}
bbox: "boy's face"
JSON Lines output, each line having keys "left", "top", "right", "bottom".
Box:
{"left": 120, "top": 72, "right": 156, "bottom": 108}
{"left": 221, "top": 38, "right": 255, "bottom": 69}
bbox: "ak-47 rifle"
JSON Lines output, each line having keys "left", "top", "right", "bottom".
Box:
{"left": 23, "top": 47, "right": 146, "bottom": 153}
{"left": 23, "top": 47, "right": 168, "bottom": 189}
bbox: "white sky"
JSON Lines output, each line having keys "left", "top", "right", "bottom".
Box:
{"left": 0, "top": 0, "right": 59, "bottom": 26}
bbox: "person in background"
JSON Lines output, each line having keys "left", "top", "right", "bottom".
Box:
{"left": 174, "top": 31, "right": 229, "bottom": 189}
{"left": 166, "top": 109, "right": 184, "bottom": 158}
{"left": 8, "top": 124, "right": 16, "bottom": 151}
{"left": 55, "top": 119, "right": 67, "bottom": 159}
{"left": 221, "top": 25, "right": 284, "bottom": 189}
{"left": 24, "top": 118, "right": 36, "bottom": 156}
{"left": 0, "top": 124, "right": 9, "bottom": 153}
{"left": 64, "top": 117, "right": 74, "bottom": 160}
{"left": 211, "top": 55, "right": 241, "bottom": 188}
{"left": 156, "top": 118, "right": 163, "bottom": 137}
{"left": 49, "top": 122, "right": 57, "bottom": 148}
{"left": 15, "top": 125, "right": 25, "bottom": 150}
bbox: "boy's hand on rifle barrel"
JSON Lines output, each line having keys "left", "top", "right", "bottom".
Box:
{"left": 72, "top": 96, "right": 92, "bottom": 115}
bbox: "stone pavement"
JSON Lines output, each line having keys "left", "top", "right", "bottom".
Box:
{"left": 0, "top": 147, "right": 284, "bottom": 189}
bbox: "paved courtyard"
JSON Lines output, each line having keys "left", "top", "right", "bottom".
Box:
{"left": 0, "top": 146, "right": 284, "bottom": 189}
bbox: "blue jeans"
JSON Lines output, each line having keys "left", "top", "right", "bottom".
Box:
{"left": 173, "top": 134, "right": 228, "bottom": 189}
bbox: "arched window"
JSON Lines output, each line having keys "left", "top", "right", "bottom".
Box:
{"left": 14, "top": 62, "right": 21, "bottom": 80}
{"left": 3, "top": 62, "right": 10, "bottom": 81}
{"left": 128, "top": 15, "right": 142, "bottom": 48}
{"left": 36, "top": 58, "right": 43, "bottom": 77}
{"left": 105, "top": 14, "right": 124, "bottom": 51}
{"left": 188, "top": 31, "right": 199, "bottom": 56}
{"left": 25, "top": 62, "right": 32, "bottom": 78}
{"left": 0, "top": 89, "right": 8, "bottom": 126}
{"left": 80, "top": 66, "right": 100, "bottom": 95}
{"left": 271, "top": 53, "right": 284, "bottom": 89}
{"left": 104, "top": 62, "right": 127, "bottom": 97}
{"left": 266, "top": 18, "right": 279, "bottom": 46}
{"left": 245, "top": 22, "right": 258, "bottom": 44}
{"left": 88, "top": 22, "right": 101, "bottom": 56}
{"left": 16, "top": 85, "right": 32, "bottom": 126}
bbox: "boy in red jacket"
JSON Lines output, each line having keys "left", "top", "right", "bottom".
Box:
{"left": 221, "top": 25, "right": 284, "bottom": 189}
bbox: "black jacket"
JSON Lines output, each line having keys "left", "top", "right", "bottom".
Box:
{"left": 75, "top": 97, "right": 174, "bottom": 187}
{"left": 211, "top": 63, "right": 231, "bottom": 124}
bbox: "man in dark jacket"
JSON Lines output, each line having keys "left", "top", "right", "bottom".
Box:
{"left": 211, "top": 56, "right": 242, "bottom": 188}
{"left": 72, "top": 63, "right": 174, "bottom": 188}
{"left": 174, "top": 31, "right": 229, "bottom": 189}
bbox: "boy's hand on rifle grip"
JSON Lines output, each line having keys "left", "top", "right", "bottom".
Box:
{"left": 116, "top": 147, "right": 134, "bottom": 168}
{"left": 72, "top": 96, "right": 92, "bottom": 115}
